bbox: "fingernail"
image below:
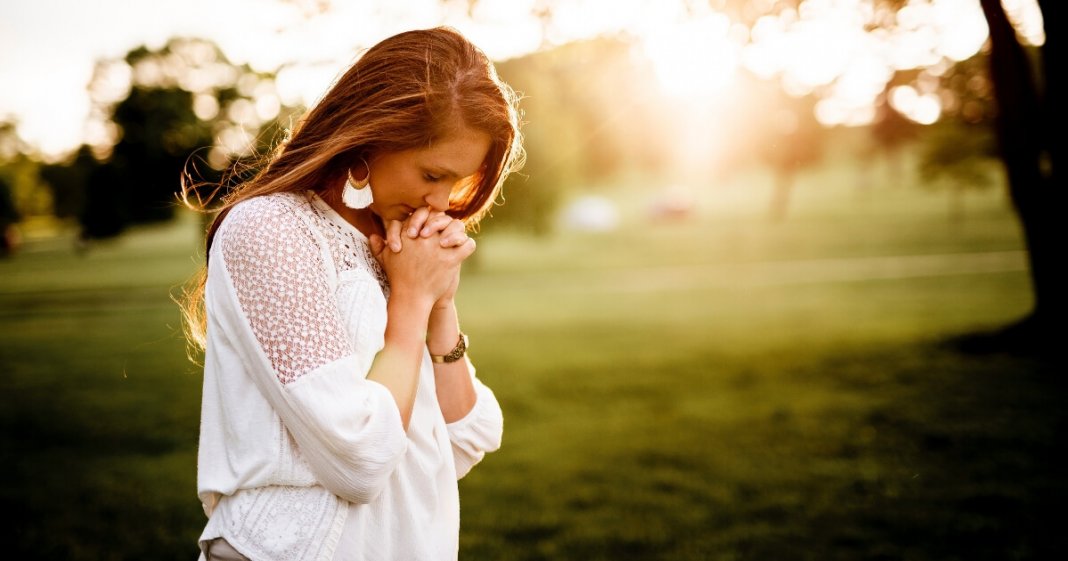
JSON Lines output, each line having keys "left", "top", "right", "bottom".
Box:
{"left": 408, "top": 228, "right": 417, "bottom": 237}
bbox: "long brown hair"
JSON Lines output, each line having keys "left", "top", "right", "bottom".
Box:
{"left": 176, "top": 26, "right": 525, "bottom": 356}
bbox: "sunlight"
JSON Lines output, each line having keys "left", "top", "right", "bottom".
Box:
{"left": 1002, "top": 0, "right": 1045, "bottom": 45}
{"left": 640, "top": 11, "right": 739, "bottom": 99}
{"left": 814, "top": 50, "right": 893, "bottom": 126}
{"left": 891, "top": 0, "right": 988, "bottom": 65}
{"left": 0, "top": 0, "right": 1050, "bottom": 157}
{"left": 890, "top": 84, "right": 942, "bottom": 124}
{"left": 782, "top": 4, "right": 867, "bottom": 92}
{"left": 543, "top": 0, "right": 658, "bottom": 45}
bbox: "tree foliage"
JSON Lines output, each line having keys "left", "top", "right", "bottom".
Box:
{"left": 492, "top": 36, "right": 669, "bottom": 234}
{"left": 37, "top": 38, "right": 291, "bottom": 240}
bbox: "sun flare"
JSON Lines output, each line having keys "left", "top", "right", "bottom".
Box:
{"left": 639, "top": 12, "right": 740, "bottom": 100}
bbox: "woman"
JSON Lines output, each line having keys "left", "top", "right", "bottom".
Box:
{"left": 179, "top": 27, "right": 524, "bottom": 561}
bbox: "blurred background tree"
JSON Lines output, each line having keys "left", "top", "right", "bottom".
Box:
{"left": 0, "top": 119, "right": 46, "bottom": 220}
{"left": 3, "top": 0, "right": 1052, "bottom": 345}
{"left": 2, "top": 2, "right": 1062, "bottom": 560}
{"left": 0, "top": 174, "right": 19, "bottom": 257}
{"left": 34, "top": 37, "right": 296, "bottom": 243}
{"left": 493, "top": 36, "right": 668, "bottom": 234}
{"left": 753, "top": 86, "right": 825, "bottom": 221}
{"left": 970, "top": 0, "right": 1060, "bottom": 349}
{"left": 511, "top": 0, "right": 1055, "bottom": 347}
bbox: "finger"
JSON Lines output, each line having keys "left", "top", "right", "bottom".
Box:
{"left": 387, "top": 220, "right": 403, "bottom": 252}
{"left": 456, "top": 237, "right": 476, "bottom": 259}
{"left": 440, "top": 235, "right": 469, "bottom": 248}
{"left": 440, "top": 221, "right": 469, "bottom": 247}
{"left": 368, "top": 233, "right": 385, "bottom": 259}
{"left": 406, "top": 207, "right": 431, "bottom": 238}
{"left": 420, "top": 213, "right": 453, "bottom": 237}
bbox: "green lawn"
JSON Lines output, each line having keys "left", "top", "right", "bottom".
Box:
{"left": 1, "top": 169, "right": 1062, "bottom": 560}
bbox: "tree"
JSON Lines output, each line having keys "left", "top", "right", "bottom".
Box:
{"left": 868, "top": 74, "right": 922, "bottom": 189}
{"left": 0, "top": 120, "right": 52, "bottom": 227}
{"left": 43, "top": 38, "right": 291, "bottom": 241}
{"left": 0, "top": 174, "right": 19, "bottom": 257}
{"left": 520, "top": 0, "right": 1059, "bottom": 349}
{"left": 967, "top": 0, "right": 1061, "bottom": 351}
{"left": 751, "top": 82, "right": 825, "bottom": 221}
{"left": 38, "top": 146, "right": 93, "bottom": 220}
{"left": 918, "top": 120, "right": 999, "bottom": 222}
{"left": 493, "top": 37, "right": 667, "bottom": 234}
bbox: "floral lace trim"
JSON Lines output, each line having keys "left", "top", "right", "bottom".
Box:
{"left": 304, "top": 192, "right": 389, "bottom": 293}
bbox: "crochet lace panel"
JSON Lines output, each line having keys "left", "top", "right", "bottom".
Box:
{"left": 304, "top": 193, "right": 389, "bottom": 292}
{"left": 218, "top": 193, "right": 357, "bottom": 385}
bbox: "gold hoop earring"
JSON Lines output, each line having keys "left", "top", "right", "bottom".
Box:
{"left": 343, "top": 158, "right": 374, "bottom": 209}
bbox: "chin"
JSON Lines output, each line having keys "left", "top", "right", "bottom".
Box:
{"left": 395, "top": 205, "right": 416, "bottom": 219}
{"left": 373, "top": 204, "right": 413, "bottom": 222}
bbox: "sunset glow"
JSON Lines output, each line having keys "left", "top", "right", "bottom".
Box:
{"left": 0, "top": 0, "right": 1049, "bottom": 158}
{"left": 640, "top": 12, "right": 740, "bottom": 99}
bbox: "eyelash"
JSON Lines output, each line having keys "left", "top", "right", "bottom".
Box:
{"left": 424, "top": 173, "right": 442, "bottom": 182}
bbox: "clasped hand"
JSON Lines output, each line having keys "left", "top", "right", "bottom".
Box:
{"left": 367, "top": 207, "right": 474, "bottom": 308}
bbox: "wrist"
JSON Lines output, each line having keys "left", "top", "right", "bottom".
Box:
{"left": 431, "top": 297, "right": 456, "bottom": 314}
{"left": 429, "top": 332, "right": 467, "bottom": 364}
{"left": 388, "top": 288, "right": 436, "bottom": 318}
{"left": 426, "top": 302, "right": 460, "bottom": 355}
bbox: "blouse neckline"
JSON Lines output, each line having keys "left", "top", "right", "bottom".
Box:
{"left": 306, "top": 191, "right": 369, "bottom": 243}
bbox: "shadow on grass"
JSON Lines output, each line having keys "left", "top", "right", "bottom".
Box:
{"left": 941, "top": 312, "right": 1059, "bottom": 359}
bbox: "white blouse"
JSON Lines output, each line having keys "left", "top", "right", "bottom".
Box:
{"left": 196, "top": 191, "right": 503, "bottom": 561}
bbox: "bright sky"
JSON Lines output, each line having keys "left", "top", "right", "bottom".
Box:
{"left": 0, "top": 0, "right": 1045, "bottom": 159}
{"left": 0, "top": 0, "right": 490, "bottom": 157}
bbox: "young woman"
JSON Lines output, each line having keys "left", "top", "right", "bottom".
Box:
{"left": 179, "top": 27, "right": 524, "bottom": 561}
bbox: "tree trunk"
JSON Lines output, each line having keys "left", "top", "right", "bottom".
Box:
{"left": 977, "top": 0, "right": 1060, "bottom": 349}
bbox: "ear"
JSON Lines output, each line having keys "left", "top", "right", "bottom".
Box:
{"left": 351, "top": 153, "right": 373, "bottom": 182}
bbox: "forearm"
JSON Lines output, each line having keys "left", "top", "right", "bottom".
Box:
{"left": 427, "top": 300, "right": 477, "bottom": 423}
{"left": 366, "top": 291, "right": 434, "bottom": 430}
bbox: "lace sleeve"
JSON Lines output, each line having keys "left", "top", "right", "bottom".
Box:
{"left": 217, "top": 197, "right": 352, "bottom": 385}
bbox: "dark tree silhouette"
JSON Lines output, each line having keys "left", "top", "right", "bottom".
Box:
{"left": 109, "top": 86, "right": 215, "bottom": 226}
{"left": 969, "top": 0, "right": 1061, "bottom": 351}
{"left": 0, "top": 174, "right": 19, "bottom": 257}
{"left": 45, "top": 38, "right": 288, "bottom": 242}
{"left": 38, "top": 146, "right": 94, "bottom": 220}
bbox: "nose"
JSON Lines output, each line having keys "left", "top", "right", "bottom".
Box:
{"left": 425, "top": 184, "right": 451, "bottom": 213}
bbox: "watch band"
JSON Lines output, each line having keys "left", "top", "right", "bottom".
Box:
{"left": 430, "top": 332, "right": 467, "bottom": 364}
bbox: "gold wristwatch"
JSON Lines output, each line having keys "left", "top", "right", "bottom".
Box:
{"left": 430, "top": 332, "right": 467, "bottom": 364}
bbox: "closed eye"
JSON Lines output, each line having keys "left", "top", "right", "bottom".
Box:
{"left": 424, "top": 173, "right": 443, "bottom": 182}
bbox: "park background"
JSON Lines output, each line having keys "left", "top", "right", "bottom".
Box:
{"left": 1, "top": 1, "right": 1063, "bottom": 559}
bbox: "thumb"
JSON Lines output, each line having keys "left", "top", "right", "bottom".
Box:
{"left": 368, "top": 233, "right": 386, "bottom": 260}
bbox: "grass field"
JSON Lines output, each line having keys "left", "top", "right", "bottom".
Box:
{"left": 1, "top": 165, "right": 1063, "bottom": 560}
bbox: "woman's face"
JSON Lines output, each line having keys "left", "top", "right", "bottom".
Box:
{"left": 364, "top": 125, "right": 492, "bottom": 222}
